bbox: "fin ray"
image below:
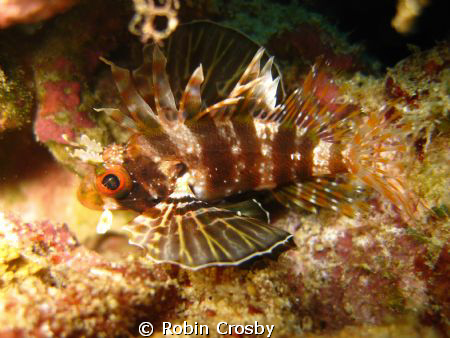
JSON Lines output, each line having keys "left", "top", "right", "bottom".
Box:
{"left": 152, "top": 45, "right": 178, "bottom": 122}
{"left": 124, "top": 201, "right": 292, "bottom": 269}
{"left": 343, "top": 110, "right": 418, "bottom": 218}
{"left": 179, "top": 64, "right": 204, "bottom": 120}
{"left": 100, "top": 57, "right": 159, "bottom": 129}
{"left": 94, "top": 108, "right": 137, "bottom": 131}
{"left": 163, "top": 21, "right": 284, "bottom": 106}
{"left": 273, "top": 179, "right": 364, "bottom": 217}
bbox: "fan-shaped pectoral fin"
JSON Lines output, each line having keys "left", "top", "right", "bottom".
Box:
{"left": 123, "top": 201, "right": 292, "bottom": 269}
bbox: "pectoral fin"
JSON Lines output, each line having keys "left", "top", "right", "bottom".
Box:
{"left": 273, "top": 178, "right": 367, "bottom": 217}
{"left": 123, "top": 201, "right": 292, "bottom": 269}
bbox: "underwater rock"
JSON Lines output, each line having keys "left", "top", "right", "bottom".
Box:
{"left": 0, "top": 52, "right": 33, "bottom": 132}
{"left": 1, "top": 207, "right": 447, "bottom": 336}
{"left": 269, "top": 22, "right": 371, "bottom": 88}
{"left": 385, "top": 42, "right": 450, "bottom": 147}
{"left": 0, "top": 0, "right": 79, "bottom": 28}
{"left": 0, "top": 212, "right": 178, "bottom": 337}
{"left": 28, "top": 0, "right": 134, "bottom": 173}
{"left": 282, "top": 208, "right": 448, "bottom": 331}
{"left": 213, "top": 0, "right": 374, "bottom": 91}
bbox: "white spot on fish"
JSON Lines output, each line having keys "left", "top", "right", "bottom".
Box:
{"left": 261, "top": 143, "right": 271, "bottom": 157}
{"left": 97, "top": 209, "right": 113, "bottom": 234}
{"left": 231, "top": 145, "right": 241, "bottom": 154}
{"left": 290, "top": 152, "right": 301, "bottom": 161}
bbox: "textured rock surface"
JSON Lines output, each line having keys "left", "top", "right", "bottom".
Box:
{"left": 0, "top": 0, "right": 79, "bottom": 28}
{"left": 0, "top": 213, "right": 178, "bottom": 337}
{"left": 0, "top": 48, "right": 33, "bottom": 131}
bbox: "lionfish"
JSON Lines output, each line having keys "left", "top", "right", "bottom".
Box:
{"left": 76, "top": 22, "right": 413, "bottom": 269}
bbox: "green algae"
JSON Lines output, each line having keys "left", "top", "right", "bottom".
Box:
{"left": 0, "top": 60, "right": 33, "bottom": 131}
{"left": 432, "top": 204, "right": 450, "bottom": 219}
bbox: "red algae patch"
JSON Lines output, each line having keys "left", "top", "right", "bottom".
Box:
{"left": 34, "top": 115, "right": 75, "bottom": 143}
{"left": 39, "top": 81, "right": 81, "bottom": 117}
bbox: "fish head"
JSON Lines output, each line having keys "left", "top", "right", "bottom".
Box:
{"left": 77, "top": 137, "right": 185, "bottom": 213}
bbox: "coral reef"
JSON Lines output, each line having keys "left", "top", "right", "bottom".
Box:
{"left": 219, "top": 0, "right": 322, "bottom": 45}
{"left": 0, "top": 0, "right": 448, "bottom": 336}
{"left": 27, "top": 0, "right": 135, "bottom": 173}
{"left": 385, "top": 42, "right": 449, "bottom": 148}
{"left": 0, "top": 213, "right": 178, "bottom": 337}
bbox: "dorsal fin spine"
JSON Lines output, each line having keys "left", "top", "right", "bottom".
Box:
{"left": 152, "top": 45, "right": 177, "bottom": 116}
{"left": 94, "top": 108, "right": 137, "bottom": 131}
{"left": 179, "top": 64, "right": 204, "bottom": 120}
{"left": 100, "top": 57, "right": 159, "bottom": 129}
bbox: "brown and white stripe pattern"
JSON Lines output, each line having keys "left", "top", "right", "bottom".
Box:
{"left": 81, "top": 22, "right": 417, "bottom": 270}
{"left": 102, "top": 41, "right": 353, "bottom": 209}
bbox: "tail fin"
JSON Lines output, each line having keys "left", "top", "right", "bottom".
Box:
{"left": 343, "top": 109, "right": 418, "bottom": 218}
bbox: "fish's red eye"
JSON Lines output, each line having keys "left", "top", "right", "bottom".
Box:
{"left": 96, "top": 166, "right": 132, "bottom": 198}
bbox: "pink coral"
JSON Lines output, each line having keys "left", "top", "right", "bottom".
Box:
{"left": 40, "top": 81, "right": 80, "bottom": 116}
{"left": 34, "top": 114, "right": 74, "bottom": 143}
{"left": 34, "top": 77, "right": 94, "bottom": 142}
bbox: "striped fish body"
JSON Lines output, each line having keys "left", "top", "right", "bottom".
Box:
{"left": 164, "top": 116, "right": 346, "bottom": 202}
{"left": 77, "top": 22, "right": 414, "bottom": 269}
{"left": 118, "top": 115, "right": 344, "bottom": 205}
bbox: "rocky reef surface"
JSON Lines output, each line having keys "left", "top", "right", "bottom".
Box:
{"left": 0, "top": 0, "right": 448, "bottom": 337}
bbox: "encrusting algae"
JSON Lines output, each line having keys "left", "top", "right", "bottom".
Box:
{"left": 0, "top": 212, "right": 179, "bottom": 337}
{"left": 0, "top": 60, "right": 33, "bottom": 131}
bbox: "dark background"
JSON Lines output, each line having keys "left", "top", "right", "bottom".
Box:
{"left": 298, "top": 0, "right": 449, "bottom": 67}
